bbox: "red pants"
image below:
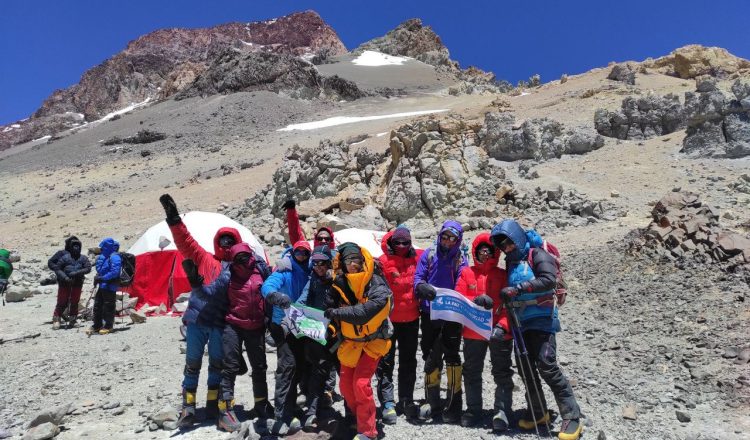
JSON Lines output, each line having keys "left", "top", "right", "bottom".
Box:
{"left": 339, "top": 354, "right": 380, "bottom": 438}
{"left": 53, "top": 285, "right": 83, "bottom": 318}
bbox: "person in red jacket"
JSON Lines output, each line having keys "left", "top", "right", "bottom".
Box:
{"left": 375, "top": 226, "right": 423, "bottom": 424}
{"left": 454, "top": 232, "right": 513, "bottom": 432}
{"left": 282, "top": 200, "right": 336, "bottom": 249}
{"left": 159, "top": 194, "right": 257, "bottom": 428}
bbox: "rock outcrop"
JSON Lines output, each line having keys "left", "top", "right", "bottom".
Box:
{"left": 642, "top": 45, "right": 750, "bottom": 79}
{"left": 353, "top": 18, "right": 454, "bottom": 68}
{"left": 479, "top": 112, "right": 605, "bottom": 161}
{"left": 627, "top": 191, "right": 750, "bottom": 270}
{"left": 681, "top": 78, "right": 750, "bottom": 158}
{"left": 594, "top": 92, "right": 686, "bottom": 140}
{"left": 0, "top": 11, "right": 347, "bottom": 151}
{"left": 178, "top": 50, "right": 364, "bottom": 101}
{"left": 607, "top": 63, "right": 638, "bottom": 85}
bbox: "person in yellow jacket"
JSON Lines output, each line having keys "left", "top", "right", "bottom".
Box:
{"left": 324, "top": 242, "right": 392, "bottom": 440}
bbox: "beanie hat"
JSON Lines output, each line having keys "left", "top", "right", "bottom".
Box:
{"left": 391, "top": 225, "right": 411, "bottom": 242}
{"left": 229, "top": 242, "right": 253, "bottom": 260}
{"left": 338, "top": 242, "right": 362, "bottom": 260}
{"left": 311, "top": 245, "right": 332, "bottom": 262}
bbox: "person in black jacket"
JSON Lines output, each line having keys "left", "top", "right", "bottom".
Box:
{"left": 48, "top": 236, "right": 91, "bottom": 329}
{"left": 297, "top": 245, "right": 337, "bottom": 430}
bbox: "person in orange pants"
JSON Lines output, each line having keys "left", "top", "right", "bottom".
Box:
{"left": 324, "top": 242, "right": 392, "bottom": 440}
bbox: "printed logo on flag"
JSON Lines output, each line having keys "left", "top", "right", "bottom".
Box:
{"left": 430, "top": 288, "right": 493, "bottom": 340}
{"left": 285, "top": 304, "right": 330, "bottom": 345}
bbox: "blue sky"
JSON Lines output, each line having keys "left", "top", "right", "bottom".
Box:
{"left": 1, "top": 0, "right": 748, "bottom": 125}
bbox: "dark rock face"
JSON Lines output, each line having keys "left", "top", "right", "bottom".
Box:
{"left": 479, "top": 112, "right": 605, "bottom": 161}
{"left": 607, "top": 63, "right": 637, "bottom": 85}
{"left": 353, "top": 18, "right": 455, "bottom": 68}
{"left": 594, "top": 93, "right": 686, "bottom": 140}
{"left": 681, "top": 79, "right": 750, "bottom": 158}
{"left": 0, "top": 11, "right": 347, "bottom": 151}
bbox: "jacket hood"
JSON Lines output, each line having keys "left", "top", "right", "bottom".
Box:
{"left": 334, "top": 245, "right": 375, "bottom": 299}
{"left": 381, "top": 230, "right": 416, "bottom": 257}
{"left": 65, "top": 236, "right": 82, "bottom": 252}
{"left": 471, "top": 232, "right": 500, "bottom": 270}
{"left": 98, "top": 238, "right": 119, "bottom": 257}
{"left": 435, "top": 220, "right": 464, "bottom": 259}
{"left": 491, "top": 219, "right": 529, "bottom": 261}
{"left": 0, "top": 249, "right": 9, "bottom": 259}
{"left": 293, "top": 240, "right": 312, "bottom": 253}
{"left": 213, "top": 227, "right": 242, "bottom": 262}
{"left": 314, "top": 227, "right": 336, "bottom": 249}
{"left": 228, "top": 242, "right": 254, "bottom": 261}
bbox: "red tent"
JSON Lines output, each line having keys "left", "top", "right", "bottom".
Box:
{"left": 126, "top": 212, "right": 267, "bottom": 314}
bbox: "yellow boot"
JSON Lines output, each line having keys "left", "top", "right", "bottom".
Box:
{"left": 558, "top": 419, "right": 582, "bottom": 440}
{"left": 518, "top": 410, "right": 550, "bottom": 430}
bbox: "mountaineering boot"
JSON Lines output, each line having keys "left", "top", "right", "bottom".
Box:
{"left": 402, "top": 400, "right": 419, "bottom": 420}
{"left": 98, "top": 328, "right": 111, "bottom": 335}
{"left": 518, "top": 410, "right": 551, "bottom": 431}
{"left": 217, "top": 400, "right": 241, "bottom": 432}
{"left": 267, "top": 417, "right": 301, "bottom": 436}
{"left": 442, "top": 365, "right": 463, "bottom": 424}
{"left": 381, "top": 401, "right": 397, "bottom": 425}
{"left": 460, "top": 410, "right": 483, "bottom": 427}
{"left": 492, "top": 410, "right": 510, "bottom": 432}
{"left": 66, "top": 316, "right": 77, "bottom": 329}
{"left": 85, "top": 326, "right": 98, "bottom": 336}
{"left": 52, "top": 316, "right": 61, "bottom": 330}
{"left": 251, "top": 397, "right": 274, "bottom": 420}
{"left": 558, "top": 419, "right": 582, "bottom": 440}
{"left": 302, "top": 414, "right": 317, "bottom": 431}
{"left": 418, "top": 368, "right": 442, "bottom": 421}
{"left": 354, "top": 434, "right": 376, "bottom": 440}
{"left": 177, "top": 389, "right": 197, "bottom": 428}
{"left": 205, "top": 388, "right": 219, "bottom": 419}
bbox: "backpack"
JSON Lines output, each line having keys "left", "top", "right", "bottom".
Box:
{"left": 527, "top": 240, "right": 567, "bottom": 307}
{"left": 118, "top": 252, "right": 136, "bottom": 286}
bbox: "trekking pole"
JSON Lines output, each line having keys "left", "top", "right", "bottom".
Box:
{"left": 506, "top": 302, "right": 551, "bottom": 438}
{"left": 80, "top": 284, "right": 97, "bottom": 333}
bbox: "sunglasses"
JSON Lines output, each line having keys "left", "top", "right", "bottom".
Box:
{"left": 440, "top": 234, "right": 458, "bottom": 242}
{"left": 494, "top": 236, "right": 513, "bottom": 249}
{"left": 233, "top": 253, "right": 251, "bottom": 264}
{"left": 316, "top": 236, "right": 333, "bottom": 243}
{"left": 312, "top": 260, "right": 329, "bottom": 267}
{"left": 343, "top": 257, "right": 363, "bottom": 265}
{"left": 477, "top": 247, "right": 494, "bottom": 256}
{"left": 392, "top": 240, "right": 411, "bottom": 247}
{"left": 294, "top": 250, "right": 311, "bottom": 257}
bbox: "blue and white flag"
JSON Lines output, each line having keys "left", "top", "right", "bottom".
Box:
{"left": 430, "top": 288, "right": 492, "bottom": 340}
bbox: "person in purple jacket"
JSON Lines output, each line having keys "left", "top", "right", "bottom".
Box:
{"left": 413, "top": 221, "right": 469, "bottom": 423}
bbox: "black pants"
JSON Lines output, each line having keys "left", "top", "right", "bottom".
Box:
{"left": 92, "top": 288, "right": 116, "bottom": 330}
{"left": 516, "top": 330, "right": 580, "bottom": 420}
{"left": 376, "top": 318, "right": 419, "bottom": 404}
{"left": 270, "top": 323, "right": 305, "bottom": 420}
{"left": 463, "top": 338, "right": 514, "bottom": 414}
{"left": 420, "top": 312, "right": 462, "bottom": 372}
{"left": 220, "top": 324, "right": 268, "bottom": 402}
{"left": 302, "top": 337, "right": 334, "bottom": 417}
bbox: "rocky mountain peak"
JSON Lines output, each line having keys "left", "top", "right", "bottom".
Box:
{"left": 353, "top": 18, "right": 456, "bottom": 68}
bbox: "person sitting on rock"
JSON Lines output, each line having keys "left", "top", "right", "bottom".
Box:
{"left": 413, "top": 220, "right": 469, "bottom": 424}
{"left": 283, "top": 199, "right": 337, "bottom": 250}
{"left": 325, "top": 242, "right": 392, "bottom": 440}
{"left": 491, "top": 219, "right": 582, "bottom": 440}
{"left": 296, "top": 245, "right": 337, "bottom": 430}
{"left": 181, "top": 242, "right": 273, "bottom": 432}
{"left": 454, "top": 232, "right": 513, "bottom": 432}
{"left": 159, "top": 194, "right": 270, "bottom": 428}
{"left": 375, "top": 225, "right": 423, "bottom": 423}
{"left": 260, "top": 240, "right": 312, "bottom": 436}
{"left": 47, "top": 236, "right": 91, "bottom": 329}
{"left": 88, "top": 237, "right": 121, "bottom": 336}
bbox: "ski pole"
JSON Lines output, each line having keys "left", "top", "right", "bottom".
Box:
{"left": 507, "top": 302, "right": 551, "bottom": 438}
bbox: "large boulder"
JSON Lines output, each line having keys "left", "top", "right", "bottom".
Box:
{"left": 642, "top": 45, "right": 750, "bottom": 79}
{"left": 479, "top": 112, "right": 604, "bottom": 161}
{"left": 681, "top": 79, "right": 750, "bottom": 158}
{"left": 594, "top": 93, "right": 686, "bottom": 140}
{"left": 607, "top": 63, "right": 637, "bottom": 85}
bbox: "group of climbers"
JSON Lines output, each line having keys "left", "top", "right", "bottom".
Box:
{"left": 28, "top": 193, "right": 582, "bottom": 440}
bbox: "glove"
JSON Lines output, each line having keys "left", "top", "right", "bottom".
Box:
{"left": 181, "top": 259, "right": 204, "bottom": 288}
{"left": 415, "top": 282, "right": 437, "bottom": 301}
{"left": 500, "top": 286, "right": 519, "bottom": 300}
{"left": 159, "top": 194, "right": 181, "bottom": 226}
{"left": 473, "top": 294, "right": 494, "bottom": 310}
{"left": 518, "top": 281, "right": 533, "bottom": 292}
{"left": 267, "top": 292, "right": 291, "bottom": 309}
{"left": 58, "top": 272, "right": 72, "bottom": 284}
{"left": 490, "top": 325, "right": 507, "bottom": 343}
{"left": 324, "top": 308, "right": 339, "bottom": 320}
{"left": 282, "top": 199, "right": 296, "bottom": 210}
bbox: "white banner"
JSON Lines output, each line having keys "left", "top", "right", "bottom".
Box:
{"left": 430, "top": 288, "right": 493, "bottom": 340}
{"left": 284, "top": 304, "right": 330, "bottom": 345}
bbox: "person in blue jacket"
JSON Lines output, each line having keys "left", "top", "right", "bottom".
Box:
{"left": 260, "top": 240, "right": 312, "bottom": 436}
{"left": 87, "top": 238, "right": 121, "bottom": 335}
{"left": 491, "top": 219, "right": 582, "bottom": 440}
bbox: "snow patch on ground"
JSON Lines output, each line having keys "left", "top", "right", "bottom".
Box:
{"left": 376, "top": 132, "right": 389, "bottom": 137}
{"left": 277, "top": 109, "right": 449, "bottom": 131}
{"left": 352, "top": 51, "right": 408, "bottom": 67}
{"left": 31, "top": 135, "right": 51, "bottom": 143}
{"left": 11, "top": 124, "right": 21, "bottom": 128}
{"left": 95, "top": 98, "right": 152, "bottom": 123}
